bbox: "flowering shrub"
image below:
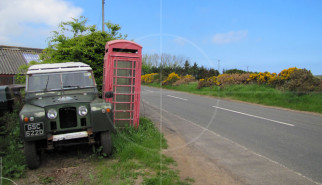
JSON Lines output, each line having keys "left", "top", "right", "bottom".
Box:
{"left": 217, "top": 73, "right": 251, "bottom": 86}
{"left": 162, "top": 72, "right": 181, "bottom": 85}
{"left": 197, "top": 73, "right": 251, "bottom": 88}
{"left": 141, "top": 73, "right": 158, "bottom": 83}
{"left": 173, "top": 74, "right": 196, "bottom": 86}
{"left": 197, "top": 77, "right": 215, "bottom": 89}
{"left": 278, "top": 67, "right": 298, "bottom": 80}
{"left": 281, "top": 68, "right": 319, "bottom": 94}
{"left": 247, "top": 72, "right": 277, "bottom": 85}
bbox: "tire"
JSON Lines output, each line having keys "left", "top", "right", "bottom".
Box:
{"left": 24, "top": 141, "right": 40, "bottom": 169}
{"left": 100, "top": 131, "right": 112, "bottom": 156}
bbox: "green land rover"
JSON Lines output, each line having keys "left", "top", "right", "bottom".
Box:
{"left": 19, "top": 62, "right": 115, "bottom": 169}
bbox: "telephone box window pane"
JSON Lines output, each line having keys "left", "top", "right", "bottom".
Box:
{"left": 115, "top": 103, "right": 131, "bottom": 110}
{"left": 115, "top": 112, "right": 131, "bottom": 119}
{"left": 116, "top": 86, "right": 131, "bottom": 93}
{"left": 117, "top": 78, "right": 131, "bottom": 85}
{"left": 117, "top": 60, "right": 132, "bottom": 68}
{"left": 117, "top": 69, "right": 132, "bottom": 77}
{"left": 116, "top": 95, "right": 131, "bottom": 102}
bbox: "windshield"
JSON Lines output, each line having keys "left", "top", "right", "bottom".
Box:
{"left": 27, "top": 71, "right": 95, "bottom": 92}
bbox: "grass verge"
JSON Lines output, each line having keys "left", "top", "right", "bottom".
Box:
{"left": 146, "top": 82, "right": 322, "bottom": 114}
{"left": 92, "top": 117, "right": 191, "bottom": 185}
{"left": 1, "top": 106, "right": 191, "bottom": 184}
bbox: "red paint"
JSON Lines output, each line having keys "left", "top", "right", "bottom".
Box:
{"left": 103, "top": 40, "right": 142, "bottom": 127}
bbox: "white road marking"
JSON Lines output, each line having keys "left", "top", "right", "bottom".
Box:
{"left": 212, "top": 106, "right": 295, "bottom": 127}
{"left": 144, "top": 89, "right": 154, "bottom": 93}
{"left": 166, "top": 95, "right": 188, "bottom": 101}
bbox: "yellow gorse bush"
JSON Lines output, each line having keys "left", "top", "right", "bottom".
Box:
{"left": 278, "top": 67, "right": 298, "bottom": 80}
{"left": 184, "top": 75, "right": 194, "bottom": 80}
{"left": 247, "top": 72, "right": 277, "bottom": 84}
{"left": 141, "top": 73, "right": 158, "bottom": 83}
{"left": 162, "top": 72, "right": 181, "bottom": 85}
{"left": 173, "top": 74, "right": 196, "bottom": 86}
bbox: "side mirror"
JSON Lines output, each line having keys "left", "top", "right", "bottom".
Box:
{"left": 105, "top": 91, "right": 114, "bottom": 98}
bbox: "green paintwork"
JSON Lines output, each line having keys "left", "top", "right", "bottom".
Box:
{"left": 19, "top": 66, "right": 115, "bottom": 147}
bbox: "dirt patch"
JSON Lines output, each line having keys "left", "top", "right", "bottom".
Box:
{"left": 162, "top": 128, "right": 244, "bottom": 185}
{"left": 14, "top": 146, "right": 96, "bottom": 185}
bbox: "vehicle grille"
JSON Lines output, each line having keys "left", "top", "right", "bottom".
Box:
{"left": 59, "top": 107, "right": 77, "bottom": 128}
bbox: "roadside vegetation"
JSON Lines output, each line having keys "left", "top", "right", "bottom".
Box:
{"left": 93, "top": 117, "right": 191, "bottom": 184}
{"left": 1, "top": 108, "right": 191, "bottom": 184}
{"left": 142, "top": 66, "right": 322, "bottom": 114}
{"left": 0, "top": 103, "right": 26, "bottom": 180}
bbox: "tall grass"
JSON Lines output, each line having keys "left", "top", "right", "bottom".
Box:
{"left": 147, "top": 82, "right": 322, "bottom": 114}
{"left": 94, "top": 117, "right": 191, "bottom": 185}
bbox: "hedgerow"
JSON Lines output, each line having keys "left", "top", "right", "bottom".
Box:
{"left": 141, "top": 67, "right": 320, "bottom": 95}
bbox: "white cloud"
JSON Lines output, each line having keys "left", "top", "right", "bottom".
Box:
{"left": 212, "top": 30, "right": 248, "bottom": 44}
{"left": 0, "top": 0, "right": 83, "bottom": 46}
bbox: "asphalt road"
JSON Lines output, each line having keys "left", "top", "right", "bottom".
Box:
{"left": 141, "top": 85, "right": 322, "bottom": 184}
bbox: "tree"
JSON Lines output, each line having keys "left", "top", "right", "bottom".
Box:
{"left": 190, "top": 62, "right": 199, "bottom": 78}
{"left": 223, "top": 68, "right": 247, "bottom": 74}
{"left": 183, "top": 60, "right": 190, "bottom": 75}
{"left": 40, "top": 16, "right": 127, "bottom": 92}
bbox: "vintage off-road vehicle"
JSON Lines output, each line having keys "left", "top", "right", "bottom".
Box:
{"left": 19, "top": 62, "right": 115, "bottom": 169}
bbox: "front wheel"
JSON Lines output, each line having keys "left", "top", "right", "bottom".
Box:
{"left": 24, "top": 141, "right": 40, "bottom": 169}
{"left": 100, "top": 131, "right": 112, "bottom": 156}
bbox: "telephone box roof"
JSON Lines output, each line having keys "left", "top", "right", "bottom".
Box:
{"left": 106, "top": 40, "right": 142, "bottom": 49}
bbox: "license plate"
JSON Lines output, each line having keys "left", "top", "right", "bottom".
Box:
{"left": 24, "top": 123, "right": 44, "bottom": 137}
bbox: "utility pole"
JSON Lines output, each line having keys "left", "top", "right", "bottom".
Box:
{"left": 247, "top": 66, "right": 249, "bottom": 72}
{"left": 102, "top": 0, "right": 105, "bottom": 32}
{"left": 218, "top": 60, "right": 221, "bottom": 74}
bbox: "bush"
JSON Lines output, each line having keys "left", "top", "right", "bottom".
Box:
{"left": 141, "top": 73, "right": 159, "bottom": 83}
{"left": 173, "top": 74, "right": 196, "bottom": 86}
{"left": 217, "top": 73, "right": 251, "bottom": 86}
{"left": 247, "top": 72, "right": 277, "bottom": 85}
{"left": 281, "top": 69, "right": 319, "bottom": 94}
{"left": 278, "top": 67, "right": 299, "bottom": 80}
{"left": 162, "top": 72, "right": 180, "bottom": 85}
{"left": 0, "top": 103, "right": 26, "bottom": 179}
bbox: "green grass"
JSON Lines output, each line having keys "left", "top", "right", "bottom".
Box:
{"left": 145, "top": 82, "right": 322, "bottom": 114}
{"left": 1, "top": 105, "right": 191, "bottom": 184}
{"left": 93, "top": 117, "right": 191, "bottom": 185}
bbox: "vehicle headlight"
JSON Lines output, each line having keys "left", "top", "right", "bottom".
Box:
{"left": 47, "top": 109, "right": 57, "bottom": 119}
{"left": 78, "top": 106, "right": 88, "bottom": 116}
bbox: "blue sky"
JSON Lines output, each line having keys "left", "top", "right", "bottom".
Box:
{"left": 1, "top": 0, "right": 321, "bottom": 74}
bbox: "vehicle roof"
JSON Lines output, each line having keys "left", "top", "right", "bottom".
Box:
{"left": 27, "top": 62, "right": 92, "bottom": 74}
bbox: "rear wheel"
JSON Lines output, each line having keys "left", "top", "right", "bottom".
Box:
{"left": 100, "top": 131, "right": 112, "bottom": 156}
{"left": 24, "top": 141, "right": 40, "bottom": 169}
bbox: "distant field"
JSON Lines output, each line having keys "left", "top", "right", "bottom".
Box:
{"left": 146, "top": 82, "right": 322, "bottom": 114}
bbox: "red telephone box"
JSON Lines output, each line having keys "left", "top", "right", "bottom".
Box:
{"left": 103, "top": 40, "right": 142, "bottom": 127}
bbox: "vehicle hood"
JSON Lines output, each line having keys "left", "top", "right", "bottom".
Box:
{"left": 27, "top": 94, "right": 96, "bottom": 108}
